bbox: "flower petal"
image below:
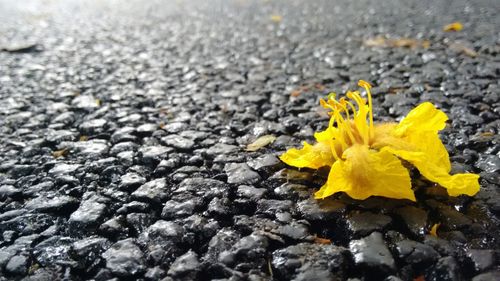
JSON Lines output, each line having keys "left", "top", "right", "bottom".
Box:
{"left": 393, "top": 102, "right": 448, "bottom": 137}
{"left": 314, "top": 128, "right": 335, "bottom": 142}
{"left": 372, "top": 123, "right": 405, "bottom": 148}
{"left": 404, "top": 130, "right": 451, "bottom": 172}
{"left": 314, "top": 144, "right": 415, "bottom": 201}
{"left": 280, "top": 141, "right": 335, "bottom": 169}
{"left": 374, "top": 122, "right": 451, "bottom": 172}
{"left": 382, "top": 147, "right": 480, "bottom": 197}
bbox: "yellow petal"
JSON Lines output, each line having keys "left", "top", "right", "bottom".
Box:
{"left": 372, "top": 122, "right": 451, "bottom": 173}
{"left": 314, "top": 128, "right": 334, "bottom": 142}
{"left": 372, "top": 123, "right": 402, "bottom": 148}
{"left": 393, "top": 102, "right": 448, "bottom": 137}
{"left": 280, "top": 141, "right": 335, "bottom": 169}
{"left": 382, "top": 147, "right": 480, "bottom": 197}
{"left": 443, "top": 22, "right": 463, "bottom": 32}
{"left": 404, "top": 130, "right": 451, "bottom": 172}
{"left": 270, "top": 14, "right": 282, "bottom": 23}
{"left": 314, "top": 144, "right": 415, "bottom": 201}
{"left": 430, "top": 223, "right": 440, "bottom": 237}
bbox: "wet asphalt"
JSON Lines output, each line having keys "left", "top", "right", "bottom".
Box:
{"left": 0, "top": 0, "right": 499, "bottom": 280}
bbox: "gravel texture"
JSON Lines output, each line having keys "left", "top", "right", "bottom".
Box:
{"left": 1, "top": 0, "right": 499, "bottom": 280}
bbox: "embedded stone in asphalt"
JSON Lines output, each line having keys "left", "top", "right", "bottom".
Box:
{"left": 167, "top": 250, "right": 201, "bottom": 279}
{"left": 103, "top": 238, "right": 145, "bottom": 277}
{"left": 272, "top": 243, "right": 350, "bottom": 280}
{"left": 395, "top": 240, "right": 439, "bottom": 265}
{"left": 69, "top": 194, "right": 108, "bottom": 231}
{"left": 224, "top": 163, "right": 261, "bottom": 184}
{"left": 48, "top": 163, "right": 81, "bottom": 175}
{"left": 347, "top": 212, "right": 392, "bottom": 236}
{"left": 132, "top": 178, "right": 169, "bottom": 203}
{"left": 394, "top": 206, "right": 428, "bottom": 238}
{"left": 349, "top": 232, "right": 396, "bottom": 272}
{"left": 5, "top": 255, "right": 29, "bottom": 275}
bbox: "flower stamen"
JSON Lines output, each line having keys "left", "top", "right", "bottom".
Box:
{"left": 358, "top": 80, "right": 374, "bottom": 139}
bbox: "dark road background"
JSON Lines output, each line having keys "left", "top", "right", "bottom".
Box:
{"left": 0, "top": 0, "right": 499, "bottom": 280}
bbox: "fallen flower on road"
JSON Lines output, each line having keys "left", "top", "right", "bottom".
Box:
{"left": 280, "top": 80, "right": 480, "bottom": 201}
{"left": 443, "top": 22, "right": 463, "bottom": 31}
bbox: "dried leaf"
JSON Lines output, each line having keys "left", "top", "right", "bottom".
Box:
{"left": 314, "top": 236, "right": 332, "bottom": 244}
{"left": 290, "top": 85, "right": 309, "bottom": 97}
{"left": 246, "top": 135, "right": 276, "bottom": 151}
{"left": 390, "top": 38, "right": 420, "bottom": 48}
{"left": 364, "top": 37, "right": 430, "bottom": 49}
{"left": 52, "top": 148, "right": 69, "bottom": 158}
{"left": 388, "top": 87, "right": 408, "bottom": 94}
{"left": 421, "top": 40, "right": 431, "bottom": 49}
{"left": 314, "top": 83, "right": 326, "bottom": 91}
{"left": 480, "top": 132, "right": 494, "bottom": 137}
{"left": 449, "top": 42, "right": 477, "bottom": 57}
{"left": 364, "top": 36, "right": 387, "bottom": 47}
{"left": 430, "top": 223, "right": 440, "bottom": 237}
{"left": 413, "top": 275, "right": 425, "bottom": 281}
{"left": 443, "top": 22, "right": 463, "bottom": 32}
{"left": 79, "top": 135, "right": 89, "bottom": 142}
{"left": 95, "top": 99, "right": 101, "bottom": 106}
{"left": 270, "top": 14, "right": 282, "bottom": 23}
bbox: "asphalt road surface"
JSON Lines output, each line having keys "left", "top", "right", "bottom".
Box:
{"left": 0, "top": 0, "right": 499, "bottom": 280}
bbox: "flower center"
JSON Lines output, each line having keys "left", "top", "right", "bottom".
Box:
{"left": 320, "top": 80, "right": 375, "bottom": 160}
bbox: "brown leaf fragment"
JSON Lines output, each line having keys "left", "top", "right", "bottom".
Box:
{"left": 79, "top": 135, "right": 89, "bottom": 142}
{"left": 290, "top": 85, "right": 310, "bottom": 97}
{"left": 387, "top": 87, "right": 408, "bottom": 94}
{"left": 480, "top": 132, "right": 494, "bottom": 137}
{"left": 390, "top": 38, "right": 420, "bottom": 48}
{"left": 421, "top": 40, "right": 431, "bottom": 49}
{"left": 246, "top": 135, "right": 276, "bottom": 151}
{"left": 364, "top": 37, "right": 430, "bottom": 49}
{"left": 413, "top": 275, "right": 425, "bottom": 281}
{"left": 449, "top": 42, "right": 477, "bottom": 57}
{"left": 314, "top": 84, "right": 326, "bottom": 91}
{"left": 314, "top": 236, "right": 332, "bottom": 244}
{"left": 52, "top": 148, "right": 69, "bottom": 158}
{"left": 462, "top": 47, "right": 477, "bottom": 58}
{"left": 364, "top": 36, "right": 387, "bottom": 47}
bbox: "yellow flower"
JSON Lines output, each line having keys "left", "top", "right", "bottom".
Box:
{"left": 280, "top": 80, "right": 480, "bottom": 201}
